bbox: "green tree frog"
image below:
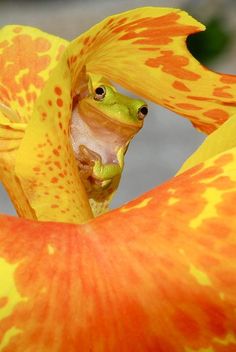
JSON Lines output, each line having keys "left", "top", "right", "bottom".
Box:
{"left": 70, "top": 72, "right": 148, "bottom": 216}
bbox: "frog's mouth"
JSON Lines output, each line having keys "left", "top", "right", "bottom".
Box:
{"left": 70, "top": 101, "right": 141, "bottom": 193}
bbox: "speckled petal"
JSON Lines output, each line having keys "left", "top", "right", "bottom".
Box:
{"left": 0, "top": 25, "right": 68, "bottom": 122}
{"left": 0, "top": 25, "right": 93, "bottom": 223}
{"left": 1, "top": 145, "right": 236, "bottom": 351}
{"left": 67, "top": 7, "right": 236, "bottom": 134}
{"left": 15, "top": 56, "right": 93, "bottom": 223}
{"left": 0, "top": 112, "right": 32, "bottom": 218}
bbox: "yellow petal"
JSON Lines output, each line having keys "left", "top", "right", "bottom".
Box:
{"left": 67, "top": 7, "right": 236, "bottom": 134}
{"left": 15, "top": 56, "right": 93, "bottom": 223}
{"left": 0, "top": 25, "right": 68, "bottom": 123}
{"left": 178, "top": 113, "right": 236, "bottom": 174}
{"left": 0, "top": 111, "right": 34, "bottom": 218}
{"left": 0, "top": 26, "right": 92, "bottom": 223}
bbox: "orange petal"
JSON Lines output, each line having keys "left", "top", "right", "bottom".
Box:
{"left": 1, "top": 146, "right": 236, "bottom": 350}
{"left": 0, "top": 25, "right": 68, "bottom": 123}
{"left": 67, "top": 7, "right": 236, "bottom": 134}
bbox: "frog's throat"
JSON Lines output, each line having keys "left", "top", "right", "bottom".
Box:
{"left": 70, "top": 103, "right": 140, "bottom": 165}
{"left": 70, "top": 102, "right": 140, "bottom": 195}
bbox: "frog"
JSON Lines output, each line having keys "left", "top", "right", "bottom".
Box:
{"left": 70, "top": 71, "right": 148, "bottom": 216}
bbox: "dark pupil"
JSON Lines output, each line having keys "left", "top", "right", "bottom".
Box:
{"left": 95, "top": 87, "right": 104, "bottom": 95}
{"left": 140, "top": 106, "right": 148, "bottom": 115}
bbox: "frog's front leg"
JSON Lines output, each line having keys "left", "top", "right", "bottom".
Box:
{"left": 92, "top": 146, "right": 125, "bottom": 186}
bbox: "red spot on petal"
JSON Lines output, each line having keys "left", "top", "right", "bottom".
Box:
{"left": 53, "top": 149, "right": 60, "bottom": 156}
{"left": 83, "top": 36, "right": 90, "bottom": 45}
{"left": 54, "top": 87, "right": 62, "bottom": 96}
{"left": 56, "top": 98, "right": 63, "bottom": 107}
{"left": 50, "top": 177, "right": 58, "bottom": 184}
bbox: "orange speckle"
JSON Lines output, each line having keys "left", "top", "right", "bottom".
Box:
{"left": 53, "top": 149, "right": 60, "bottom": 157}
{"left": 203, "top": 109, "right": 229, "bottom": 123}
{"left": 54, "top": 161, "right": 62, "bottom": 169}
{"left": 146, "top": 51, "right": 201, "bottom": 81}
{"left": 35, "top": 37, "right": 51, "bottom": 52}
{"left": 117, "top": 17, "right": 127, "bottom": 25}
{"left": 48, "top": 100, "right": 52, "bottom": 106}
{"left": 51, "top": 177, "right": 58, "bottom": 184}
{"left": 173, "top": 80, "right": 191, "bottom": 92}
{"left": 55, "top": 87, "right": 62, "bottom": 96}
{"left": 83, "top": 36, "right": 90, "bottom": 45}
{"left": 213, "top": 86, "right": 233, "bottom": 98}
{"left": 214, "top": 153, "right": 234, "bottom": 167}
{"left": 220, "top": 75, "right": 236, "bottom": 84}
{"left": 176, "top": 103, "right": 202, "bottom": 110}
{"left": 56, "top": 98, "right": 63, "bottom": 107}
{"left": 187, "top": 95, "right": 215, "bottom": 102}
{"left": 221, "top": 101, "right": 236, "bottom": 107}
{"left": 51, "top": 204, "right": 59, "bottom": 209}
{"left": 107, "top": 18, "right": 114, "bottom": 25}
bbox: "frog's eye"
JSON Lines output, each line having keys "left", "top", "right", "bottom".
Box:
{"left": 137, "top": 105, "right": 148, "bottom": 120}
{"left": 94, "top": 86, "right": 106, "bottom": 101}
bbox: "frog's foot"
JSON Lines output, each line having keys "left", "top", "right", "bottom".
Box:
{"left": 77, "top": 145, "right": 113, "bottom": 194}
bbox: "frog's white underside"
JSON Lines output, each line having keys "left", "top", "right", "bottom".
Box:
{"left": 70, "top": 108, "right": 125, "bottom": 165}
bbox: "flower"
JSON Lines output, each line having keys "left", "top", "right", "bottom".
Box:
{"left": 0, "top": 6, "right": 236, "bottom": 351}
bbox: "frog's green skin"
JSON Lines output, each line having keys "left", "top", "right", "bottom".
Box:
{"left": 70, "top": 73, "right": 148, "bottom": 216}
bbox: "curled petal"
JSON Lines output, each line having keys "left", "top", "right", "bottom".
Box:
{"left": 1, "top": 145, "right": 236, "bottom": 350}
{"left": 68, "top": 7, "right": 236, "bottom": 133}
{"left": 15, "top": 58, "right": 93, "bottom": 223}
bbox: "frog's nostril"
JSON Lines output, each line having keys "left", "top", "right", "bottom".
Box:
{"left": 137, "top": 105, "right": 148, "bottom": 120}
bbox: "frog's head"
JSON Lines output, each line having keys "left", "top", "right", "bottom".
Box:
{"left": 82, "top": 73, "right": 148, "bottom": 129}
{"left": 70, "top": 72, "right": 148, "bottom": 209}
